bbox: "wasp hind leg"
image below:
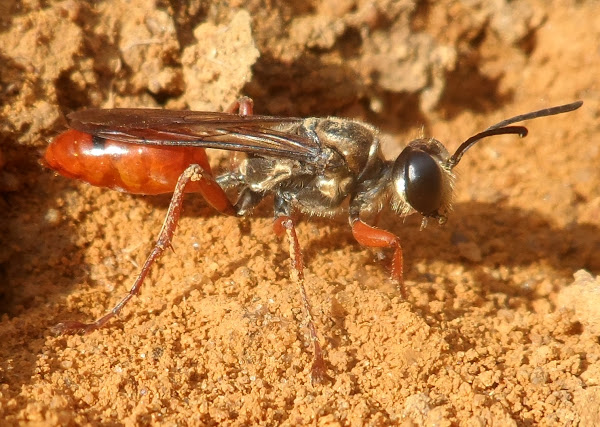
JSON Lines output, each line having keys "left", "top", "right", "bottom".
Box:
{"left": 54, "top": 98, "right": 259, "bottom": 335}
{"left": 53, "top": 164, "right": 238, "bottom": 334}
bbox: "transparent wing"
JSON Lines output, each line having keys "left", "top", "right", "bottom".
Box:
{"left": 67, "top": 108, "right": 322, "bottom": 161}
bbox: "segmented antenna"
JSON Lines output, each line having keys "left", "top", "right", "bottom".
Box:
{"left": 447, "top": 101, "right": 583, "bottom": 168}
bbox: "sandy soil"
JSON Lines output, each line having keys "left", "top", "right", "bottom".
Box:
{"left": 1, "top": 0, "right": 599, "bottom": 425}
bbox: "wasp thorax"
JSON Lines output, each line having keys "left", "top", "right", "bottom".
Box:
{"left": 391, "top": 138, "right": 454, "bottom": 219}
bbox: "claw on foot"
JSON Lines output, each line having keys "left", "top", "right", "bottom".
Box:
{"left": 52, "top": 321, "right": 99, "bottom": 335}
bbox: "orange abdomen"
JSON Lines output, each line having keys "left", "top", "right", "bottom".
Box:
{"left": 44, "top": 130, "right": 213, "bottom": 195}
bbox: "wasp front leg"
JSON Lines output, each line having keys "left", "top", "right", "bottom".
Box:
{"left": 350, "top": 217, "right": 407, "bottom": 299}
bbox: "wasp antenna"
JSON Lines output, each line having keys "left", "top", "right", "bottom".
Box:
{"left": 448, "top": 126, "right": 527, "bottom": 168}
{"left": 485, "top": 100, "right": 583, "bottom": 131}
{"left": 447, "top": 100, "right": 583, "bottom": 168}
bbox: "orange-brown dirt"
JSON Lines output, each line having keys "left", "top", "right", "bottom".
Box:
{"left": 1, "top": 0, "right": 599, "bottom": 425}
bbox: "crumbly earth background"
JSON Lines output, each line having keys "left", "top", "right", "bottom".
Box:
{"left": 1, "top": 0, "right": 599, "bottom": 425}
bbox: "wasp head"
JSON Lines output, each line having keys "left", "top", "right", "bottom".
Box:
{"left": 390, "top": 138, "right": 454, "bottom": 226}
{"left": 386, "top": 100, "right": 584, "bottom": 228}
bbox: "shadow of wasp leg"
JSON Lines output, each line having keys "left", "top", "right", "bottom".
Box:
{"left": 54, "top": 163, "right": 237, "bottom": 335}
{"left": 273, "top": 216, "right": 329, "bottom": 384}
{"left": 351, "top": 219, "right": 407, "bottom": 299}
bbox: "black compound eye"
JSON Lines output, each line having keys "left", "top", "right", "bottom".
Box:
{"left": 397, "top": 148, "right": 443, "bottom": 215}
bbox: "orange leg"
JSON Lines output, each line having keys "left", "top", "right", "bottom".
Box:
{"left": 273, "top": 216, "right": 329, "bottom": 384}
{"left": 225, "top": 96, "right": 254, "bottom": 115}
{"left": 223, "top": 96, "right": 254, "bottom": 169}
{"left": 351, "top": 219, "right": 407, "bottom": 298}
{"left": 54, "top": 98, "right": 257, "bottom": 334}
{"left": 54, "top": 163, "right": 236, "bottom": 334}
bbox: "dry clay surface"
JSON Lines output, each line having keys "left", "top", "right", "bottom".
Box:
{"left": 1, "top": 0, "right": 599, "bottom": 425}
